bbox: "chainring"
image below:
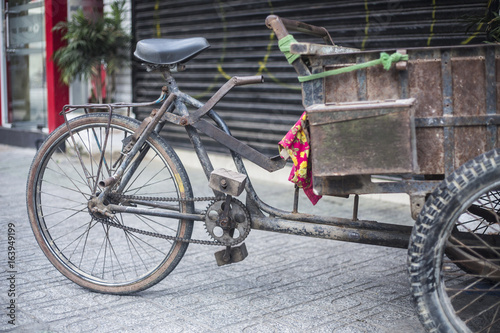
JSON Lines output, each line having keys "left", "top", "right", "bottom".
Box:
{"left": 205, "top": 198, "right": 251, "bottom": 246}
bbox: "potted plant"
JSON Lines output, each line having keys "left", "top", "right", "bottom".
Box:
{"left": 52, "top": 0, "right": 131, "bottom": 104}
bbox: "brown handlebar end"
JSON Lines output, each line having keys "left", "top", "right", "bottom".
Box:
{"left": 265, "top": 15, "right": 278, "bottom": 29}
{"left": 265, "top": 15, "right": 289, "bottom": 40}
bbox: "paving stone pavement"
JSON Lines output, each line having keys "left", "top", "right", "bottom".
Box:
{"left": 0, "top": 144, "right": 425, "bottom": 333}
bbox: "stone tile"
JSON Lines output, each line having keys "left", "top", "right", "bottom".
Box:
{"left": 0, "top": 145, "right": 426, "bottom": 332}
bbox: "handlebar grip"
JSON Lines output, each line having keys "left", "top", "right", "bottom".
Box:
{"left": 233, "top": 75, "right": 264, "bottom": 86}
{"left": 266, "top": 15, "right": 289, "bottom": 40}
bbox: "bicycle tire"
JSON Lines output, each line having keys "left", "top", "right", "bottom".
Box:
{"left": 408, "top": 149, "right": 500, "bottom": 332}
{"left": 26, "top": 113, "right": 194, "bottom": 294}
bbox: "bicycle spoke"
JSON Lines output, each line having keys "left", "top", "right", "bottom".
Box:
{"left": 119, "top": 214, "right": 151, "bottom": 274}
{"left": 92, "top": 224, "right": 110, "bottom": 278}
{"left": 484, "top": 306, "right": 500, "bottom": 333}
{"left": 90, "top": 126, "right": 112, "bottom": 178}
{"left": 455, "top": 281, "right": 500, "bottom": 315}
{"left": 122, "top": 153, "right": 162, "bottom": 195}
{"left": 133, "top": 213, "right": 179, "bottom": 238}
{"left": 44, "top": 162, "right": 91, "bottom": 198}
{"left": 41, "top": 204, "right": 88, "bottom": 227}
{"left": 57, "top": 218, "right": 100, "bottom": 250}
{"left": 40, "top": 191, "right": 87, "bottom": 207}
{"left": 126, "top": 174, "right": 175, "bottom": 196}
{"left": 78, "top": 219, "right": 96, "bottom": 267}
{"left": 101, "top": 222, "right": 128, "bottom": 280}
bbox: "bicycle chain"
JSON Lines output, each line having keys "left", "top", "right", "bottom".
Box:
{"left": 109, "top": 193, "right": 224, "bottom": 203}
{"left": 97, "top": 217, "right": 223, "bottom": 245}
{"left": 101, "top": 193, "right": 228, "bottom": 246}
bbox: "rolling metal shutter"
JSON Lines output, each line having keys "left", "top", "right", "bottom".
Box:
{"left": 131, "top": 0, "right": 489, "bottom": 156}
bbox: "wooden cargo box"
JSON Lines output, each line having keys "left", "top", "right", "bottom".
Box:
{"left": 307, "top": 98, "right": 417, "bottom": 176}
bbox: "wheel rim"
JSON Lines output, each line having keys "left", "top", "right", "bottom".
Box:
{"left": 33, "top": 119, "right": 191, "bottom": 289}
{"left": 440, "top": 184, "right": 500, "bottom": 332}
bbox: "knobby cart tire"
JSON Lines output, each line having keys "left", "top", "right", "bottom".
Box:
{"left": 26, "top": 113, "right": 194, "bottom": 294}
{"left": 408, "top": 149, "right": 500, "bottom": 332}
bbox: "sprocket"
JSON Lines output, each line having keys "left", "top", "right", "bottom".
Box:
{"left": 205, "top": 198, "right": 251, "bottom": 246}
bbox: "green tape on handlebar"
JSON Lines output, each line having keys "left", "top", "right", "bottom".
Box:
{"left": 278, "top": 35, "right": 301, "bottom": 65}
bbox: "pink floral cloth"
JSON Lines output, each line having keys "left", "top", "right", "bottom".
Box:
{"left": 279, "top": 112, "right": 322, "bottom": 205}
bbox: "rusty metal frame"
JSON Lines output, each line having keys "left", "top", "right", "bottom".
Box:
{"left": 57, "top": 16, "right": 466, "bottom": 251}
{"left": 61, "top": 68, "right": 413, "bottom": 249}
{"left": 150, "top": 70, "right": 415, "bottom": 249}
{"left": 67, "top": 37, "right": 500, "bottom": 250}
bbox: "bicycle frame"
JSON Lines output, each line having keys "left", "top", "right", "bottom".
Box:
{"left": 62, "top": 69, "right": 413, "bottom": 249}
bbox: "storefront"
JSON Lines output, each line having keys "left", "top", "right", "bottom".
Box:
{"left": 0, "top": 0, "right": 69, "bottom": 147}
{"left": 0, "top": 0, "right": 109, "bottom": 148}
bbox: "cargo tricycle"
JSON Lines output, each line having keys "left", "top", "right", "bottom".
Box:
{"left": 26, "top": 15, "right": 500, "bottom": 332}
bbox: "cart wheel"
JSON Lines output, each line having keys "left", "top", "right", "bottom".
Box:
{"left": 408, "top": 149, "right": 500, "bottom": 333}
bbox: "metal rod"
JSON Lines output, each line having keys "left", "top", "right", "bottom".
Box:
{"left": 187, "top": 75, "right": 263, "bottom": 123}
{"left": 115, "top": 145, "right": 151, "bottom": 193}
{"left": 353, "top": 194, "right": 359, "bottom": 221}
{"left": 414, "top": 114, "right": 500, "bottom": 128}
{"left": 252, "top": 216, "right": 411, "bottom": 249}
{"left": 178, "top": 106, "right": 217, "bottom": 182}
{"left": 485, "top": 46, "right": 498, "bottom": 151}
{"left": 107, "top": 204, "right": 205, "bottom": 221}
{"left": 191, "top": 119, "right": 286, "bottom": 172}
{"left": 203, "top": 108, "right": 279, "bottom": 215}
{"left": 93, "top": 104, "right": 113, "bottom": 195}
{"left": 126, "top": 199, "right": 205, "bottom": 215}
{"left": 63, "top": 111, "right": 93, "bottom": 190}
{"left": 181, "top": 93, "right": 260, "bottom": 201}
{"left": 441, "top": 50, "right": 454, "bottom": 176}
{"left": 292, "top": 185, "right": 299, "bottom": 213}
{"left": 61, "top": 90, "right": 168, "bottom": 115}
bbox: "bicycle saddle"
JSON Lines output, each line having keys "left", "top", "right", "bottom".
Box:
{"left": 134, "top": 37, "right": 210, "bottom": 65}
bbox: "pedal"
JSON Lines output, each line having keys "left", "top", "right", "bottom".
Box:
{"left": 214, "top": 243, "right": 248, "bottom": 266}
{"left": 209, "top": 168, "right": 247, "bottom": 197}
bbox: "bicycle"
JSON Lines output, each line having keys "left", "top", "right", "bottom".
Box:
{"left": 27, "top": 15, "right": 500, "bottom": 332}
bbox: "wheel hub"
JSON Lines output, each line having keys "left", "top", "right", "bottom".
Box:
{"left": 87, "top": 195, "right": 115, "bottom": 220}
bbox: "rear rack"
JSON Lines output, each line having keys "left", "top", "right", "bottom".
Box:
{"left": 60, "top": 87, "right": 169, "bottom": 116}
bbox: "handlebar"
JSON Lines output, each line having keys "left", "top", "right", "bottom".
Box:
{"left": 265, "top": 15, "right": 334, "bottom": 45}
{"left": 233, "top": 75, "right": 264, "bottom": 86}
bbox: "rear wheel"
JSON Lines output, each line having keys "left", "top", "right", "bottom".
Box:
{"left": 408, "top": 149, "right": 500, "bottom": 332}
{"left": 26, "top": 113, "right": 194, "bottom": 294}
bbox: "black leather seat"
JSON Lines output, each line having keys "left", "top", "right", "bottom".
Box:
{"left": 134, "top": 37, "right": 210, "bottom": 65}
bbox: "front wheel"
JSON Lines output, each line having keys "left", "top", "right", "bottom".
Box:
{"left": 26, "top": 113, "right": 194, "bottom": 294}
{"left": 408, "top": 149, "right": 500, "bottom": 332}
